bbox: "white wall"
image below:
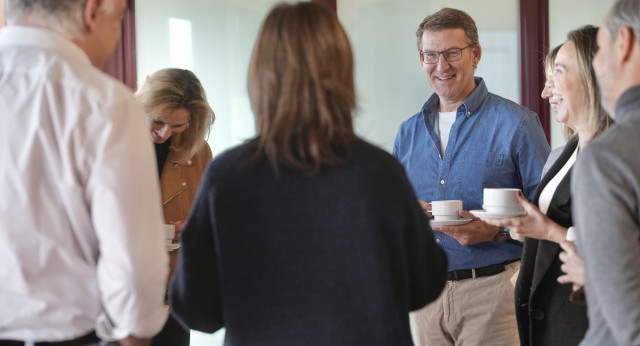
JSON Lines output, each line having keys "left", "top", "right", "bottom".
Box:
{"left": 136, "top": 0, "right": 282, "bottom": 159}
{"left": 137, "top": 0, "right": 520, "bottom": 158}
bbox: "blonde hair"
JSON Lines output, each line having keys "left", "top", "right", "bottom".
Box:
{"left": 566, "top": 25, "right": 612, "bottom": 141}
{"left": 248, "top": 2, "right": 356, "bottom": 174}
{"left": 136, "top": 68, "right": 215, "bottom": 163}
{"left": 543, "top": 44, "right": 561, "bottom": 81}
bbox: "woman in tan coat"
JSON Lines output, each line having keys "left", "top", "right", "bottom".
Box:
{"left": 136, "top": 68, "right": 215, "bottom": 346}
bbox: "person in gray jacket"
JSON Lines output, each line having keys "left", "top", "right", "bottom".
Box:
{"left": 571, "top": 0, "right": 640, "bottom": 344}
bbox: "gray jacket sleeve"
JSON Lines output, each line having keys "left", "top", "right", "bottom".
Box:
{"left": 572, "top": 144, "right": 640, "bottom": 346}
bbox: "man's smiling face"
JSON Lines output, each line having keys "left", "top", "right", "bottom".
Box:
{"left": 420, "top": 28, "right": 481, "bottom": 111}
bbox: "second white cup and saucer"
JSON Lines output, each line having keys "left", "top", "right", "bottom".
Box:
{"left": 429, "top": 200, "right": 473, "bottom": 227}
{"left": 470, "top": 188, "right": 526, "bottom": 219}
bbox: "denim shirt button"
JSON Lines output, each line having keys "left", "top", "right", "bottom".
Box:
{"left": 440, "top": 179, "right": 445, "bottom": 184}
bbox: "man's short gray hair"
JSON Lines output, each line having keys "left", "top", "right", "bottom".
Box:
{"left": 6, "top": 0, "right": 90, "bottom": 40}
{"left": 607, "top": 0, "right": 640, "bottom": 43}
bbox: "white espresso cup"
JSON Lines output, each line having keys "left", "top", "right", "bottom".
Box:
{"left": 566, "top": 226, "right": 577, "bottom": 242}
{"left": 163, "top": 224, "right": 175, "bottom": 243}
{"left": 483, "top": 188, "right": 524, "bottom": 214}
{"left": 431, "top": 200, "right": 463, "bottom": 220}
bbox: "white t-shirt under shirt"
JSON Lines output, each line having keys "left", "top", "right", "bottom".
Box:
{"left": 438, "top": 111, "right": 457, "bottom": 154}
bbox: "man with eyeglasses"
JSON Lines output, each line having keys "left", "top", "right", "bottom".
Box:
{"left": 392, "top": 7, "right": 549, "bottom": 346}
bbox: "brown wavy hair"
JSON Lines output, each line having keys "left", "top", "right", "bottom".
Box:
{"left": 136, "top": 68, "right": 215, "bottom": 164}
{"left": 248, "top": 1, "right": 356, "bottom": 174}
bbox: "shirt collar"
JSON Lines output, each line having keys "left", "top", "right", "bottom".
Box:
{"left": 422, "top": 77, "right": 488, "bottom": 118}
{"left": 0, "top": 26, "right": 92, "bottom": 68}
{"left": 614, "top": 84, "right": 640, "bottom": 122}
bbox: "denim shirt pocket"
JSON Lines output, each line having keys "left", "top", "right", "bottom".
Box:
{"left": 457, "top": 150, "right": 506, "bottom": 202}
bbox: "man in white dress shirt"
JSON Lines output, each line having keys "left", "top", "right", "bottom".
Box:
{"left": 0, "top": 1, "right": 168, "bottom": 345}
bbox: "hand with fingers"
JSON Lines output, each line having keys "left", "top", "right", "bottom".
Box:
{"left": 437, "top": 209, "right": 501, "bottom": 246}
{"left": 558, "top": 241, "right": 584, "bottom": 291}
{"left": 118, "top": 335, "right": 152, "bottom": 346}
{"left": 479, "top": 190, "right": 567, "bottom": 243}
{"left": 510, "top": 268, "right": 520, "bottom": 287}
{"left": 169, "top": 220, "right": 186, "bottom": 243}
{"left": 418, "top": 200, "right": 432, "bottom": 218}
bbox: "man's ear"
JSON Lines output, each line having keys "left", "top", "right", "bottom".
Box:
{"left": 615, "top": 26, "right": 636, "bottom": 64}
{"left": 471, "top": 44, "right": 482, "bottom": 68}
{"left": 83, "top": 0, "right": 102, "bottom": 33}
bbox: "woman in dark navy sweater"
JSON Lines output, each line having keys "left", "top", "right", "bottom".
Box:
{"left": 169, "top": 2, "right": 447, "bottom": 345}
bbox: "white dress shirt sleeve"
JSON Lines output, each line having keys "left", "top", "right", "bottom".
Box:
{"left": 86, "top": 95, "right": 169, "bottom": 339}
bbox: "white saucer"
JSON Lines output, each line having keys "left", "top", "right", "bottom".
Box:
{"left": 430, "top": 218, "right": 473, "bottom": 227}
{"left": 470, "top": 209, "right": 525, "bottom": 219}
{"left": 166, "top": 243, "right": 181, "bottom": 251}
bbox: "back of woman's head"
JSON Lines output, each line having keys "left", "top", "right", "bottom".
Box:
{"left": 136, "top": 68, "right": 215, "bottom": 163}
{"left": 566, "top": 25, "right": 612, "bottom": 139}
{"left": 249, "top": 1, "right": 356, "bottom": 174}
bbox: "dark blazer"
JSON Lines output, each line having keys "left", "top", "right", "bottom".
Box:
{"left": 515, "top": 136, "right": 588, "bottom": 346}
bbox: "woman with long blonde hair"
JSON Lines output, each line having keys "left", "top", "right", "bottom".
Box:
{"left": 483, "top": 26, "right": 612, "bottom": 346}
{"left": 136, "top": 67, "right": 215, "bottom": 346}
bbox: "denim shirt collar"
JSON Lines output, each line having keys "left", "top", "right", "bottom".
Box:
{"left": 421, "top": 77, "right": 488, "bottom": 129}
{"left": 615, "top": 84, "right": 640, "bottom": 123}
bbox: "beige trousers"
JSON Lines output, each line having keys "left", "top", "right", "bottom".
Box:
{"left": 410, "top": 261, "right": 520, "bottom": 346}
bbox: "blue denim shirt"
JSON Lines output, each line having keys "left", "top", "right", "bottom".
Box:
{"left": 393, "top": 77, "right": 550, "bottom": 270}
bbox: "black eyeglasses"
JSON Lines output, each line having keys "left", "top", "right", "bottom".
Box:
{"left": 420, "top": 45, "right": 471, "bottom": 64}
